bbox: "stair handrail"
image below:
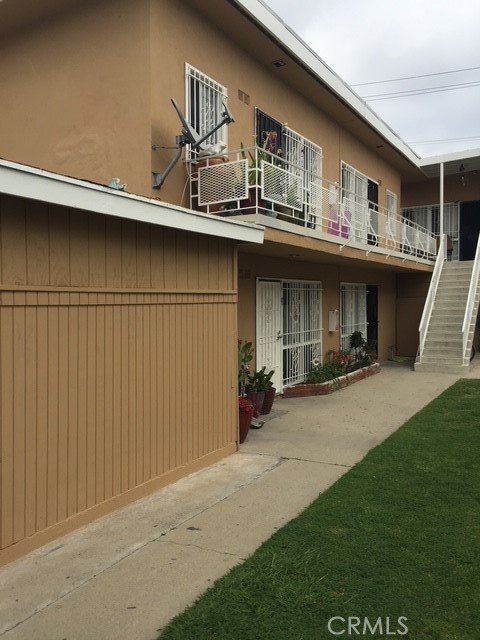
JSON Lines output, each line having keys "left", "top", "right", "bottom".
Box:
{"left": 418, "top": 233, "right": 446, "bottom": 359}
{"left": 462, "top": 233, "right": 480, "bottom": 362}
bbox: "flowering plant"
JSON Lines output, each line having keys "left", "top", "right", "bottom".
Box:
{"left": 238, "top": 397, "right": 254, "bottom": 414}
{"left": 241, "top": 131, "right": 283, "bottom": 185}
{"left": 238, "top": 340, "right": 254, "bottom": 396}
{"left": 306, "top": 350, "right": 352, "bottom": 384}
{"left": 260, "top": 131, "right": 282, "bottom": 162}
{"left": 349, "top": 331, "right": 376, "bottom": 366}
{"left": 328, "top": 350, "right": 354, "bottom": 369}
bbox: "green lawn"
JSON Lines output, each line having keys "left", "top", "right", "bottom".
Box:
{"left": 159, "top": 380, "right": 480, "bottom": 639}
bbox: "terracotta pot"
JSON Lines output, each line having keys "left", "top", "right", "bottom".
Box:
{"left": 239, "top": 410, "right": 253, "bottom": 443}
{"left": 260, "top": 388, "right": 276, "bottom": 415}
{"left": 246, "top": 391, "right": 265, "bottom": 418}
{"left": 240, "top": 186, "right": 264, "bottom": 213}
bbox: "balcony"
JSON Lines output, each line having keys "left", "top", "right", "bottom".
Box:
{"left": 189, "top": 147, "right": 437, "bottom": 264}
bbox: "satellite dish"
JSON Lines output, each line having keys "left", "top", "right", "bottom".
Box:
{"left": 152, "top": 99, "right": 235, "bottom": 190}
{"left": 170, "top": 98, "right": 202, "bottom": 149}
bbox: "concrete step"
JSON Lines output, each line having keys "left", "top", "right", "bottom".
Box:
{"left": 425, "top": 334, "right": 462, "bottom": 344}
{"left": 418, "top": 261, "right": 479, "bottom": 377}
{"left": 432, "top": 302, "right": 467, "bottom": 311}
{"left": 443, "top": 261, "right": 474, "bottom": 268}
{"left": 422, "top": 355, "right": 463, "bottom": 363}
{"left": 433, "top": 296, "right": 468, "bottom": 304}
{"left": 417, "top": 354, "right": 464, "bottom": 364}
{"left": 422, "top": 347, "right": 463, "bottom": 358}
{"left": 430, "top": 308, "right": 465, "bottom": 316}
{"left": 441, "top": 267, "right": 472, "bottom": 273}
{"left": 437, "top": 279, "right": 470, "bottom": 286}
{"left": 427, "top": 321, "right": 462, "bottom": 330}
{"left": 422, "top": 343, "right": 472, "bottom": 354}
{"left": 437, "top": 286, "right": 471, "bottom": 294}
{"left": 440, "top": 270, "right": 472, "bottom": 278}
{"left": 414, "top": 361, "right": 470, "bottom": 374}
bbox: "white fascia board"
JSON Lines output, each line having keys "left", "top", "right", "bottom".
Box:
{"left": 234, "top": 0, "right": 421, "bottom": 166}
{"left": 418, "top": 147, "right": 480, "bottom": 167}
{"left": 0, "top": 159, "right": 264, "bottom": 244}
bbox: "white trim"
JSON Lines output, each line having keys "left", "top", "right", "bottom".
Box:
{"left": 0, "top": 159, "right": 264, "bottom": 244}
{"left": 418, "top": 147, "right": 480, "bottom": 167}
{"left": 185, "top": 63, "right": 229, "bottom": 154}
{"left": 386, "top": 190, "right": 397, "bottom": 216}
{"left": 340, "top": 282, "right": 367, "bottom": 352}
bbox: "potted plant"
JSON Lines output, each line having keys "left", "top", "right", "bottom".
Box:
{"left": 250, "top": 366, "right": 276, "bottom": 415}
{"left": 245, "top": 371, "right": 265, "bottom": 419}
{"left": 238, "top": 396, "right": 254, "bottom": 443}
{"left": 240, "top": 132, "right": 283, "bottom": 214}
{"left": 238, "top": 340, "right": 254, "bottom": 441}
{"left": 238, "top": 340, "right": 253, "bottom": 396}
{"left": 347, "top": 331, "right": 376, "bottom": 372}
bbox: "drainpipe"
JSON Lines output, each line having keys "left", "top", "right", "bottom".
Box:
{"left": 439, "top": 161, "right": 444, "bottom": 238}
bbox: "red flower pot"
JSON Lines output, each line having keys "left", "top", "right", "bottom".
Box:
{"left": 246, "top": 391, "right": 265, "bottom": 418}
{"left": 239, "top": 410, "right": 253, "bottom": 443}
{"left": 260, "top": 388, "right": 276, "bottom": 415}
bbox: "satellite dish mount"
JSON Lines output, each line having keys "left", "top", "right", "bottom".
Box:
{"left": 152, "top": 98, "right": 235, "bottom": 190}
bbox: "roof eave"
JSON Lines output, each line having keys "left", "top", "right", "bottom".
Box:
{"left": 0, "top": 159, "right": 265, "bottom": 244}
{"left": 231, "top": 0, "right": 422, "bottom": 168}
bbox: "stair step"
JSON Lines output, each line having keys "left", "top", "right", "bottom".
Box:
{"left": 433, "top": 303, "right": 467, "bottom": 310}
{"left": 414, "top": 362, "right": 470, "bottom": 374}
{"left": 422, "top": 348, "right": 463, "bottom": 357}
{"left": 443, "top": 261, "right": 474, "bottom": 268}
{"left": 419, "top": 260, "right": 479, "bottom": 376}
{"left": 435, "top": 286, "right": 470, "bottom": 293}
{"left": 425, "top": 336, "right": 462, "bottom": 344}
{"left": 418, "top": 358, "right": 467, "bottom": 363}
{"left": 428, "top": 321, "right": 462, "bottom": 329}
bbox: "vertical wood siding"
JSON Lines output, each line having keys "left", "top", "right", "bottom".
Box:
{"left": 0, "top": 196, "right": 237, "bottom": 559}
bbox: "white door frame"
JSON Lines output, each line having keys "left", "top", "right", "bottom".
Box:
{"left": 256, "top": 278, "right": 322, "bottom": 392}
{"left": 255, "top": 279, "right": 283, "bottom": 391}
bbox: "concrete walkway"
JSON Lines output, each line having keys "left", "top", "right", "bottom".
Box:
{"left": 1, "top": 361, "right": 479, "bottom": 639}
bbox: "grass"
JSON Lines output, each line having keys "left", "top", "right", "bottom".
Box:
{"left": 159, "top": 380, "right": 480, "bottom": 639}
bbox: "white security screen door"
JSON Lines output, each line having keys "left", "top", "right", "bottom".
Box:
{"left": 282, "top": 281, "right": 322, "bottom": 387}
{"left": 256, "top": 279, "right": 322, "bottom": 392}
{"left": 340, "top": 283, "right": 367, "bottom": 351}
{"left": 256, "top": 280, "right": 283, "bottom": 391}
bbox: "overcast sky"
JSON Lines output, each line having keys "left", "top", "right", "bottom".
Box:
{"left": 264, "top": 0, "right": 480, "bottom": 159}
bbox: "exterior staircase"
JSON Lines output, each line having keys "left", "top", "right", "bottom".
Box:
{"left": 414, "top": 261, "right": 480, "bottom": 374}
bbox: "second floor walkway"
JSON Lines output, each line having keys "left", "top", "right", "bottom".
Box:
{"left": 189, "top": 147, "right": 437, "bottom": 266}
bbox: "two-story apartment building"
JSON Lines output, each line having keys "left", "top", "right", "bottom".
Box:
{"left": 1, "top": 0, "right": 479, "bottom": 564}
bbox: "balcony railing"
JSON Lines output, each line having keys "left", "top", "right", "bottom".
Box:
{"left": 189, "top": 147, "right": 437, "bottom": 262}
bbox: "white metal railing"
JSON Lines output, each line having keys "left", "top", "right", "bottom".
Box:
{"left": 418, "top": 233, "right": 447, "bottom": 360}
{"left": 462, "top": 233, "right": 480, "bottom": 362}
{"left": 189, "top": 147, "right": 437, "bottom": 262}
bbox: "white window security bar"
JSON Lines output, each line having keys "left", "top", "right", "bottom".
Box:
{"left": 340, "top": 283, "right": 367, "bottom": 352}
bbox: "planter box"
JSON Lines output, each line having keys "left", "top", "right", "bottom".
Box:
{"left": 282, "top": 363, "right": 380, "bottom": 398}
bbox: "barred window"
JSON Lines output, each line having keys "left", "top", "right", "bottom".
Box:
{"left": 340, "top": 283, "right": 367, "bottom": 352}
{"left": 185, "top": 64, "right": 228, "bottom": 156}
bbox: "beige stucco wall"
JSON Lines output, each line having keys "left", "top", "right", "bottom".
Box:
{"left": 149, "top": 1, "right": 402, "bottom": 209}
{"left": 395, "top": 273, "right": 431, "bottom": 356}
{"left": 0, "top": 0, "right": 151, "bottom": 195}
{"left": 402, "top": 174, "right": 480, "bottom": 207}
{"left": 238, "top": 253, "right": 397, "bottom": 365}
{"left": 1, "top": 0, "right": 404, "bottom": 210}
